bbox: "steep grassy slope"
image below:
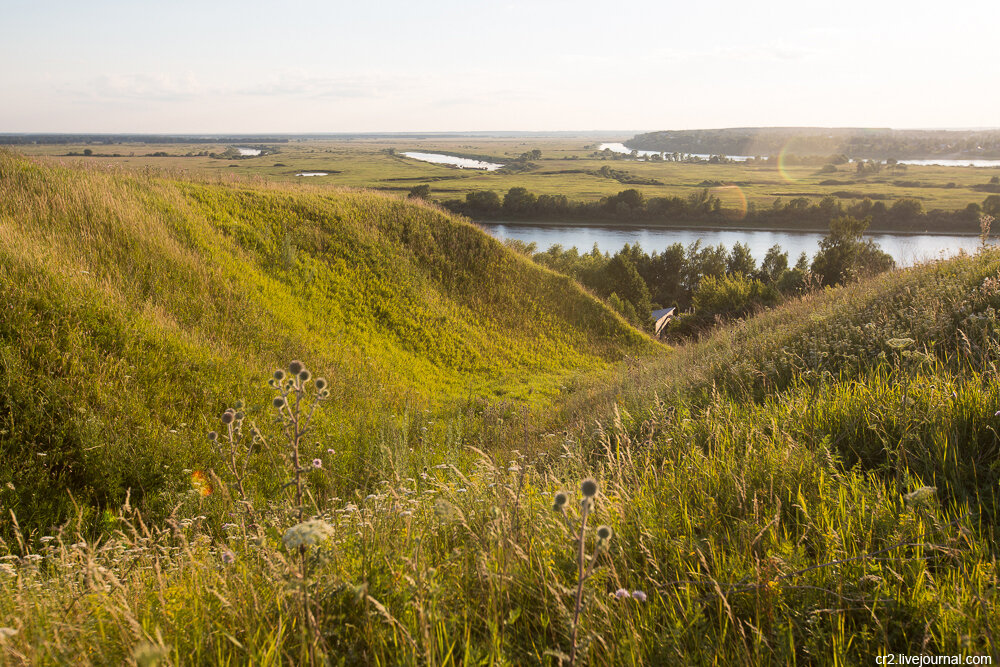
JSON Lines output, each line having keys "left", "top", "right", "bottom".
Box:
{"left": 4, "top": 250, "right": 999, "bottom": 665}
{"left": 0, "top": 152, "right": 657, "bottom": 529}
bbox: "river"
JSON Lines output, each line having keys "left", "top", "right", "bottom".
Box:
{"left": 479, "top": 223, "right": 990, "bottom": 267}
{"left": 402, "top": 151, "right": 504, "bottom": 171}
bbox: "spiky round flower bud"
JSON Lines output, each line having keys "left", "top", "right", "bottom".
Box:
{"left": 581, "top": 478, "right": 598, "bottom": 498}
{"left": 233, "top": 400, "right": 244, "bottom": 410}
{"left": 314, "top": 378, "right": 327, "bottom": 391}
{"left": 553, "top": 492, "right": 568, "bottom": 509}
{"left": 273, "top": 396, "right": 286, "bottom": 409}
{"left": 207, "top": 431, "right": 218, "bottom": 441}
{"left": 234, "top": 411, "right": 245, "bottom": 422}
{"left": 319, "top": 389, "right": 330, "bottom": 399}
{"left": 220, "top": 410, "right": 235, "bottom": 425}
{"left": 299, "top": 369, "right": 311, "bottom": 383}
{"left": 274, "top": 369, "right": 286, "bottom": 381}
{"left": 288, "top": 360, "right": 304, "bottom": 375}
{"left": 597, "top": 525, "right": 613, "bottom": 541}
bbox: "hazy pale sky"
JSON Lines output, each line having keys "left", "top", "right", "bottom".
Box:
{"left": 2, "top": 0, "right": 997, "bottom": 133}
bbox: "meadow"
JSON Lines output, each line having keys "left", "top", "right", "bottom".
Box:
{"left": 9, "top": 137, "right": 1000, "bottom": 232}
{"left": 0, "top": 152, "right": 998, "bottom": 665}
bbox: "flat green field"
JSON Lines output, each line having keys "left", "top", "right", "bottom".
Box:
{"left": 11, "top": 137, "right": 1000, "bottom": 226}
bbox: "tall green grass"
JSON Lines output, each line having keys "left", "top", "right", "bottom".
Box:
{"left": 1, "top": 151, "right": 998, "bottom": 665}
{"left": 0, "top": 151, "right": 657, "bottom": 532}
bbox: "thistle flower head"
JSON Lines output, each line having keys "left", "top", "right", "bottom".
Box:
{"left": 207, "top": 431, "right": 218, "bottom": 441}
{"left": 220, "top": 410, "right": 235, "bottom": 425}
{"left": 273, "top": 369, "right": 286, "bottom": 381}
{"left": 234, "top": 411, "right": 245, "bottom": 422}
{"left": 553, "top": 492, "right": 568, "bottom": 511}
{"left": 312, "top": 458, "right": 323, "bottom": 469}
{"left": 220, "top": 550, "right": 236, "bottom": 565}
{"left": 288, "top": 360, "right": 304, "bottom": 376}
{"left": 597, "top": 525, "right": 613, "bottom": 541}
{"left": 631, "top": 590, "right": 647, "bottom": 602}
{"left": 614, "top": 588, "right": 630, "bottom": 599}
{"left": 315, "top": 378, "right": 327, "bottom": 391}
{"left": 581, "top": 478, "right": 598, "bottom": 498}
{"left": 299, "top": 369, "right": 311, "bottom": 383}
{"left": 273, "top": 396, "right": 286, "bottom": 409}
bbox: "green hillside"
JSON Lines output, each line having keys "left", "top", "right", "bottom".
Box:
{"left": 0, "top": 152, "right": 657, "bottom": 530}
{"left": 1, "top": 152, "right": 998, "bottom": 664}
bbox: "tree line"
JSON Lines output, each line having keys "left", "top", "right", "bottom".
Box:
{"left": 506, "top": 215, "right": 896, "bottom": 337}
{"left": 434, "top": 185, "right": 999, "bottom": 233}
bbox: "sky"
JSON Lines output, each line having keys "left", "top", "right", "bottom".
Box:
{"left": 2, "top": 0, "right": 998, "bottom": 133}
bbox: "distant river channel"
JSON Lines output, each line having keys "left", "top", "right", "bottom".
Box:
{"left": 479, "top": 223, "right": 990, "bottom": 268}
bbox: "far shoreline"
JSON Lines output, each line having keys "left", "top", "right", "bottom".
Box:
{"left": 473, "top": 218, "right": 983, "bottom": 238}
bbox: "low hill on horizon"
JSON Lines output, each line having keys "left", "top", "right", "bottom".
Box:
{"left": 627, "top": 127, "right": 1000, "bottom": 159}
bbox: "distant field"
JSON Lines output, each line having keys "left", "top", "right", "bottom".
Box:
{"left": 10, "top": 137, "right": 1000, "bottom": 230}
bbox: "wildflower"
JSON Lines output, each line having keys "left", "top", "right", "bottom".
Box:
{"left": 631, "top": 590, "right": 647, "bottom": 602}
{"left": 274, "top": 369, "right": 286, "bottom": 381}
{"left": 553, "top": 492, "right": 568, "bottom": 510}
{"left": 327, "top": 448, "right": 335, "bottom": 455}
{"left": 234, "top": 411, "right": 245, "bottom": 422}
{"left": 886, "top": 337, "right": 915, "bottom": 350}
{"left": 581, "top": 478, "right": 598, "bottom": 498}
{"left": 315, "top": 378, "right": 327, "bottom": 390}
{"left": 273, "top": 397, "right": 286, "bottom": 409}
{"left": 614, "top": 588, "right": 630, "bottom": 599}
{"left": 289, "top": 360, "right": 304, "bottom": 375}
{"left": 597, "top": 525, "right": 613, "bottom": 541}
{"left": 220, "top": 550, "right": 236, "bottom": 565}
{"left": 299, "top": 369, "right": 311, "bottom": 382}
{"left": 282, "top": 519, "right": 335, "bottom": 550}
{"left": 221, "top": 410, "right": 235, "bottom": 425}
{"left": 207, "top": 431, "right": 218, "bottom": 442}
{"left": 312, "top": 458, "right": 323, "bottom": 469}
{"left": 904, "top": 486, "right": 937, "bottom": 508}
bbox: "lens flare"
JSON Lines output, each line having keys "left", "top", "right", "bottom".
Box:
{"left": 711, "top": 185, "right": 748, "bottom": 221}
{"left": 191, "top": 470, "right": 212, "bottom": 497}
{"left": 776, "top": 143, "right": 798, "bottom": 184}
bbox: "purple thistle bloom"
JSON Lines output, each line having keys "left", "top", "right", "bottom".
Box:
{"left": 614, "top": 588, "right": 630, "bottom": 600}
{"left": 631, "top": 590, "right": 647, "bottom": 602}
{"left": 221, "top": 550, "right": 236, "bottom": 565}
{"left": 312, "top": 458, "right": 323, "bottom": 469}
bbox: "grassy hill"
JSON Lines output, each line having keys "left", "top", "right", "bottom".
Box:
{"left": 1, "top": 152, "right": 998, "bottom": 665}
{"left": 0, "top": 151, "right": 657, "bottom": 531}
